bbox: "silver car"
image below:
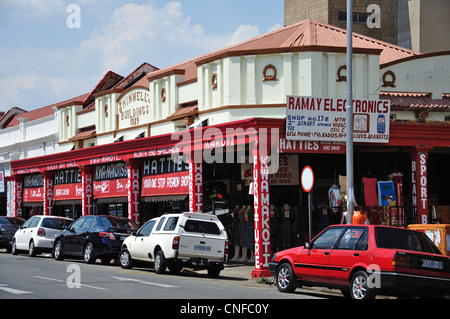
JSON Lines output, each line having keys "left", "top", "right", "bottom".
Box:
{"left": 12, "top": 215, "right": 73, "bottom": 257}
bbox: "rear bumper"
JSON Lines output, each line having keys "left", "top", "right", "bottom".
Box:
{"left": 34, "top": 237, "right": 55, "bottom": 249}
{"left": 174, "top": 257, "right": 225, "bottom": 270}
{"left": 380, "top": 271, "right": 450, "bottom": 296}
{"left": 94, "top": 238, "right": 123, "bottom": 257}
{"left": 0, "top": 237, "right": 12, "bottom": 248}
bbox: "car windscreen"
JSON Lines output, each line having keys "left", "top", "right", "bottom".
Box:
{"left": 375, "top": 227, "right": 441, "bottom": 254}
{"left": 41, "top": 218, "right": 71, "bottom": 230}
{"left": 184, "top": 219, "right": 221, "bottom": 235}
{"left": 98, "top": 216, "right": 138, "bottom": 230}
{"left": 0, "top": 217, "right": 24, "bottom": 226}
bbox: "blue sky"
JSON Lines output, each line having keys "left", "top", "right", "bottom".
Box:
{"left": 0, "top": 0, "right": 284, "bottom": 111}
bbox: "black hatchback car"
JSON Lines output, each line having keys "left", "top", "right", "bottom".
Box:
{"left": 53, "top": 215, "right": 138, "bottom": 264}
{"left": 0, "top": 217, "right": 25, "bottom": 252}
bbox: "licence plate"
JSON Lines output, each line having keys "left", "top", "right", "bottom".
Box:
{"left": 194, "top": 245, "right": 211, "bottom": 252}
{"left": 422, "top": 259, "right": 444, "bottom": 270}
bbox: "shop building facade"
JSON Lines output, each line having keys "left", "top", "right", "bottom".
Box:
{"left": 8, "top": 20, "right": 450, "bottom": 277}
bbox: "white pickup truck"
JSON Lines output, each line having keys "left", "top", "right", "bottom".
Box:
{"left": 119, "top": 212, "right": 228, "bottom": 278}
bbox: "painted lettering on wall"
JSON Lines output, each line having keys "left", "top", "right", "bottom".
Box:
{"left": 15, "top": 181, "right": 23, "bottom": 218}
{"left": 82, "top": 169, "right": 93, "bottom": 216}
{"left": 253, "top": 154, "right": 271, "bottom": 270}
{"left": 118, "top": 89, "right": 151, "bottom": 129}
{"left": 128, "top": 162, "right": 140, "bottom": 225}
{"left": 189, "top": 162, "right": 203, "bottom": 213}
{"left": 44, "top": 176, "right": 54, "bottom": 216}
{"left": 411, "top": 151, "right": 429, "bottom": 224}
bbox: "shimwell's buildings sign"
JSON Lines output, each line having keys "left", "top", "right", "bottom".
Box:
{"left": 117, "top": 88, "right": 151, "bottom": 129}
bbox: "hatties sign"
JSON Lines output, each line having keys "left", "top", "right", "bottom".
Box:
{"left": 117, "top": 88, "right": 151, "bottom": 129}
{"left": 286, "top": 96, "right": 390, "bottom": 143}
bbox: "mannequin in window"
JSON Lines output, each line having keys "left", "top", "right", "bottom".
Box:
{"left": 245, "top": 204, "right": 255, "bottom": 263}
{"left": 238, "top": 205, "right": 248, "bottom": 262}
{"left": 270, "top": 204, "right": 281, "bottom": 254}
{"left": 230, "top": 204, "right": 242, "bottom": 261}
{"left": 280, "top": 203, "right": 295, "bottom": 249}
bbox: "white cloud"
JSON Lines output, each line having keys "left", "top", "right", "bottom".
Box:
{"left": 1, "top": 1, "right": 264, "bottom": 111}
{"left": 268, "top": 23, "right": 283, "bottom": 33}
{"left": 78, "top": 1, "right": 261, "bottom": 74}
{"left": 0, "top": 75, "right": 42, "bottom": 110}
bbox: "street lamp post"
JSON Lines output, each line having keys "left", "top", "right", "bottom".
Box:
{"left": 346, "top": 0, "right": 355, "bottom": 223}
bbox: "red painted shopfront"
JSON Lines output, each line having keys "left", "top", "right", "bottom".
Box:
{"left": 9, "top": 118, "right": 450, "bottom": 277}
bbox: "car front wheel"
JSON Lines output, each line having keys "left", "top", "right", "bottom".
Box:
{"left": 54, "top": 240, "right": 64, "bottom": 260}
{"left": 276, "top": 262, "right": 296, "bottom": 293}
{"left": 29, "top": 240, "right": 37, "bottom": 257}
{"left": 350, "top": 270, "right": 376, "bottom": 299}
{"left": 154, "top": 250, "right": 166, "bottom": 274}
{"left": 11, "top": 240, "right": 18, "bottom": 255}
{"left": 119, "top": 248, "right": 133, "bottom": 269}
{"left": 83, "top": 242, "right": 96, "bottom": 264}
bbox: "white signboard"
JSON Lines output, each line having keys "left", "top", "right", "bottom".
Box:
{"left": 286, "top": 96, "right": 390, "bottom": 143}
{"left": 117, "top": 89, "right": 151, "bottom": 129}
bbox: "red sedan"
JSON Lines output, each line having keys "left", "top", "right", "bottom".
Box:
{"left": 269, "top": 225, "right": 450, "bottom": 299}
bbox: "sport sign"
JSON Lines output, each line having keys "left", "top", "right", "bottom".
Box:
{"left": 286, "top": 96, "right": 390, "bottom": 143}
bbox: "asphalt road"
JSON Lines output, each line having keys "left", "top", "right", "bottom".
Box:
{"left": 0, "top": 251, "right": 333, "bottom": 301}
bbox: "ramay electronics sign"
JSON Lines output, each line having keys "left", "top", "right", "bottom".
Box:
{"left": 286, "top": 96, "right": 390, "bottom": 143}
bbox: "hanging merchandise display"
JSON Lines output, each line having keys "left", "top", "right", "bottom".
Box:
{"left": 389, "top": 170, "right": 404, "bottom": 226}
{"left": 377, "top": 181, "right": 396, "bottom": 206}
{"left": 328, "top": 184, "right": 341, "bottom": 213}
{"left": 362, "top": 173, "right": 378, "bottom": 206}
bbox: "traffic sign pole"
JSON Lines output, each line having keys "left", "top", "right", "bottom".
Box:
{"left": 301, "top": 166, "right": 314, "bottom": 241}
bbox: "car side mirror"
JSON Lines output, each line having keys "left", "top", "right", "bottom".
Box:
{"left": 131, "top": 231, "right": 137, "bottom": 236}
{"left": 305, "top": 242, "right": 311, "bottom": 249}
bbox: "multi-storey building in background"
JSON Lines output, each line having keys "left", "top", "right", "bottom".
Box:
{"left": 284, "top": 0, "right": 450, "bottom": 53}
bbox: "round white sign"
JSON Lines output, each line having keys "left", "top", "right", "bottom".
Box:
{"left": 301, "top": 166, "right": 314, "bottom": 193}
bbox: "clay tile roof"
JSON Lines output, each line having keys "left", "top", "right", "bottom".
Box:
{"left": 380, "top": 92, "right": 450, "bottom": 110}
{"left": 5, "top": 93, "right": 89, "bottom": 128}
{"left": 147, "top": 19, "right": 420, "bottom": 85}
{"left": 69, "top": 126, "right": 96, "bottom": 141}
{"left": 168, "top": 101, "right": 198, "bottom": 120}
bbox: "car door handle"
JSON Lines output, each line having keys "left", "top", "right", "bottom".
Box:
{"left": 324, "top": 252, "right": 330, "bottom": 256}
{"left": 353, "top": 253, "right": 360, "bottom": 257}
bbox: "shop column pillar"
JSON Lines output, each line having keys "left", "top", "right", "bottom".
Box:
{"left": 81, "top": 166, "right": 94, "bottom": 216}
{"left": 43, "top": 171, "right": 54, "bottom": 216}
{"left": 189, "top": 160, "right": 203, "bottom": 213}
{"left": 127, "top": 159, "right": 140, "bottom": 225}
{"left": 251, "top": 138, "right": 272, "bottom": 278}
{"left": 12, "top": 175, "right": 24, "bottom": 218}
{"left": 410, "top": 145, "right": 432, "bottom": 224}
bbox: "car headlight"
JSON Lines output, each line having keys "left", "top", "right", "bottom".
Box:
{"left": 271, "top": 254, "right": 277, "bottom": 263}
